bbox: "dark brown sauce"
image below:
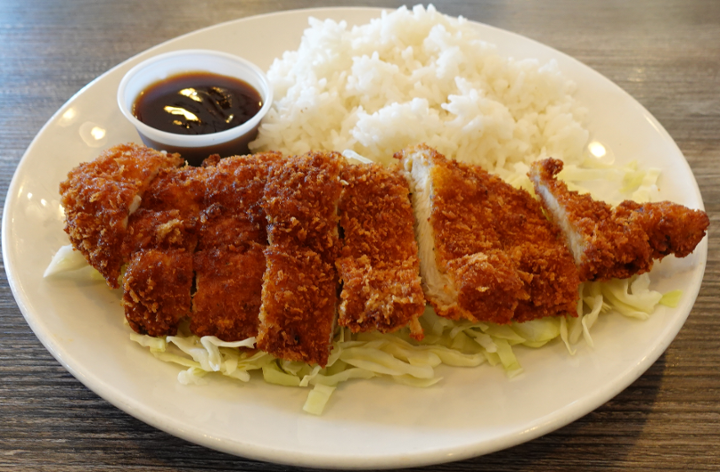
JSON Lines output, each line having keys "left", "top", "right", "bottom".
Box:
{"left": 132, "top": 71, "right": 263, "bottom": 135}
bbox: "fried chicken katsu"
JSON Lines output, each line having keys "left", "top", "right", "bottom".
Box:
{"left": 398, "top": 144, "right": 579, "bottom": 324}
{"left": 529, "top": 158, "right": 709, "bottom": 281}
{"left": 486, "top": 171, "right": 581, "bottom": 322}
{"left": 257, "top": 152, "right": 344, "bottom": 367}
{"left": 191, "top": 153, "right": 281, "bottom": 341}
{"left": 59, "top": 142, "right": 708, "bottom": 367}
{"left": 122, "top": 166, "right": 208, "bottom": 336}
{"left": 336, "top": 163, "right": 425, "bottom": 339}
{"left": 59, "top": 143, "right": 183, "bottom": 287}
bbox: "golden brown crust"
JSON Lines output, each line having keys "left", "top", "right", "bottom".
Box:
{"left": 123, "top": 209, "right": 197, "bottom": 256}
{"left": 122, "top": 249, "right": 193, "bottom": 337}
{"left": 397, "top": 145, "right": 580, "bottom": 323}
{"left": 191, "top": 153, "right": 281, "bottom": 341}
{"left": 425, "top": 149, "right": 502, "bottom": 261}
{"left": 122, "top": 166, "right": 209, "bottom": 335}
{"left": 141, "top": 166, "right": 209, "bottom": 215}
{"left": 618, "top": 200, "right": 710, "bottom": 259}
{"left": 482, "top": 172, "right": 580, "bottom": 321}
{"left": 59, "top": 143, "right": 183, "bottom": 287}
{"left": 191, "top": 243, "right": 266, "bottom": 340}
{"left": 204, "top": 152, "right": 283, "bottom": 245}
{"left": 258, "top": 247, "right": 337, "bottom": 366}
{"left": 262, "top": 151, "right": 343, "bottom": 259}
{"left": 446, "top": 250, "right": 528, "bottom": 324}
{"left": 336, "top": 164, "right": 425, "bottom": 338}
{"left": 529, "top": 158, "right": 709, "bottom": 281}
{"left": 257, "top": 152, "right": 343, "bottom": 366}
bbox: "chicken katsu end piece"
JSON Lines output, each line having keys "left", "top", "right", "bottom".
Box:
{"left": 257, "top": 247, "right": 337, "bottom": 367}
{"left": 123, "top": 248, "right": 193, "bottom": 337}
{"left": 60, "top": 143, "right": 183, "bottom": 287}
{"left": 336, "top": 163, "right": 425, "bottom": 339}
{"left": 617, "top": 200, "right": 710, "bottom": 260}
{"left": 191, "top": 242, "right": 266, "bottom": 341}
{"left": 397, "top": 144, "right": 529, "bottom": 324}
{"left": 529, "top": 157, "right": 709, "bottom": 281}
{"left": 262, "top": 151, "right": 344, "bottom": 260}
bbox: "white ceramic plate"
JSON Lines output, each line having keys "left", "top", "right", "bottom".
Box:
{"left": 2, "top": 7, "right": 708, "bottom": 470}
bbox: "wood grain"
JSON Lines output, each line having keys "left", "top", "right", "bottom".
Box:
{"left": 1, "top": 0, "right": 718, "bottom": 470}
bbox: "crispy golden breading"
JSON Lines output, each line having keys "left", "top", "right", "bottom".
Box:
{"left": 59, "top": 143, "right": 183, "bottom": 287}
{"left": 261, "top": 152, "right": 343, "bottom": 257}
{"left": 211, "top": 153, "right": 283, "bottom": 237}
{"left": 336, "top": 164, "right": 425, "bottom": 338}
{"left": 399, "top": 145, "right": 580, "bottom": 324}
{"left": 196, "top": 204, "right": 262, "bottom": 250}
{"left": 122, "top": 166, "right": 209, "bottom": 336}
{"left": 142, "top": 166, "right": 209, "bottom": 215}
{"left": 445, "top": 250, "right": 528, "bottom": 322}
{"left": 424, "top": 150, "right": 502, "bottom": 259}
{"left": 123, "top": 249, "right": 193, "bottom": 337}
{"left": 191, "top": 153, "right": 280, "bottom": 341}
{"left": 123, "top": 209, "right": 197, "bottom": 256}
{"left": 399, "top": 145, "right": 528, "bottom": 324}
{"left": 260, "top": 247, "right": 338, "bottom": 365}
{"left": 257, "top": 152, "right": 343, "bottom": 367}
{"left": 529, "top": 158, "right": 710, "bottom": 281}
{"left": 480, "top": 172, "right": 580, "bottom": 322}
{"left": 192, "top": 243, "right": 266, "bottom": 340}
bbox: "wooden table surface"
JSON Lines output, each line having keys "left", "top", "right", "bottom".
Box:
{"left": 1, "top": 0, "right": 718, "bottom": 470}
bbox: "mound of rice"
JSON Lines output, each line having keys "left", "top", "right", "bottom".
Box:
{"left": 250, "top": 5, "right": 589, "bottom": 173}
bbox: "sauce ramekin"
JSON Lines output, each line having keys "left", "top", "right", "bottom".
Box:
{"left": 117, "top": 49, "right": 272, "bottom": 166}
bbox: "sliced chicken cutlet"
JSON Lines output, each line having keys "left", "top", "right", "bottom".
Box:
{"left": 258, "top": 152, "right": 343, "bottom": 367}
{"left": 484, "top": 172, "right": 580, "bottom": 322}
{"left": 398, "top": 144, "right": 580, "bottom": 324}
{"left": 529, "top": 158, "right": 710, "bottom": 281}
{"left": 122, "top": 166, "right": 209, "bottom": 336}
{"left": 191, "top": 153, "right": 282, "bottom": 341}
{"left": 336, "top": 163, "right": 425, "bottom": 339}
{"left": 398, "top": 145, "right": 528, "bottom": 324}
{"left": 59, "top": 143, "right": 183, "bottom": 287}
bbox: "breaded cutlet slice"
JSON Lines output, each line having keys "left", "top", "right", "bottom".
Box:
{"left": 122, "top": 166, "right": 209, "bottom": 336}
{"left": 481, "top": 172, "right": 580, "bottom": 322}
{"left": 59, "top": 143, "right": 183, "bottom": 287}
{"left": 123, "top": 249, "right": 193, "bottom": 337}
{"left": 529, "top": 158, "right": 710, "bottom": 281}
{"left": 260, "top": 247, "right": 338, "bottom": 366}
{"left": 336, "top": 163, "right": 425, "bottom": 339}
{"left": 397, "top": 144, "right": 527, "bottom": 324}
{"left": 192, "top": 243, "right": 266, "bottom": 341}
{"left": 191, "top": 153, "right": 281, "bottom": 341}
{"left": 257, "top": 152, "right": 343, "bottom": 367}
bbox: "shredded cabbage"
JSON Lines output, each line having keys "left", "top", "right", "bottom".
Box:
{"left": 126, "top": 270, "right": 672, "bottom": 415}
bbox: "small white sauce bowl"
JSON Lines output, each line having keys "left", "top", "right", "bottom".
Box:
{"left": 117, "top": 49, "right": 273, "bottom": 165}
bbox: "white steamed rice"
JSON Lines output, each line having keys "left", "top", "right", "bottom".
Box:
{"left": 250, "top": 4, "right": 589, "bottom": 173}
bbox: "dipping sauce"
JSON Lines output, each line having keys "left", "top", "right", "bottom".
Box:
{"left": 132, "top": 72, "right": 263, "bottom": 135}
